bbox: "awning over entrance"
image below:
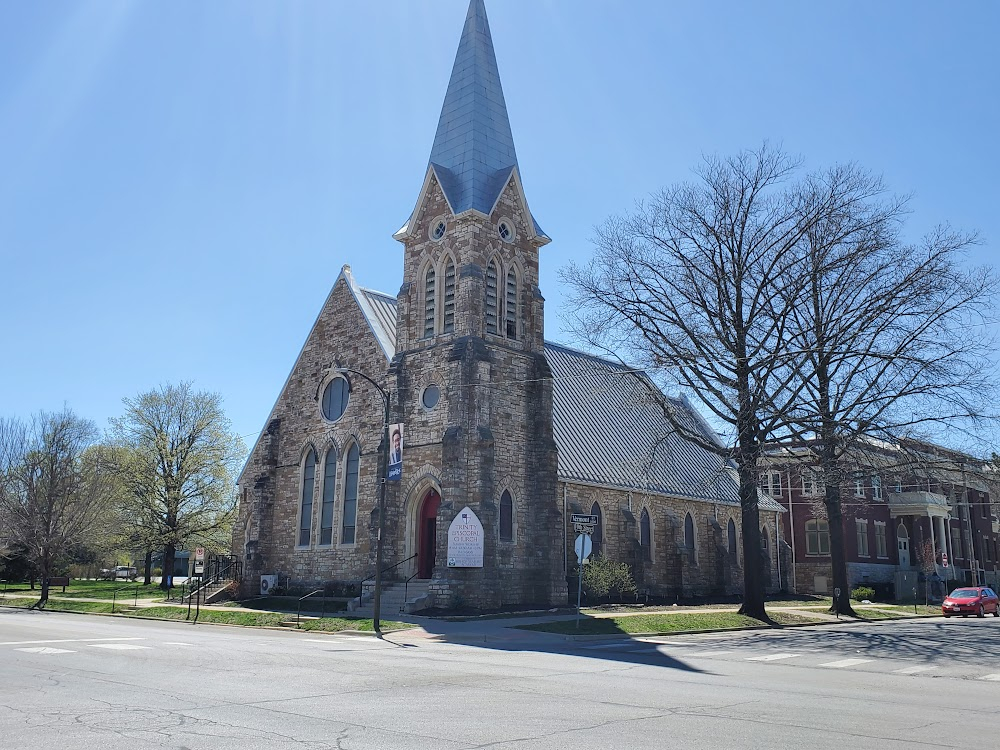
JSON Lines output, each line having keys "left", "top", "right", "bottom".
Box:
{"left": 887, "top": 491, "right": 951, "bottom": 519}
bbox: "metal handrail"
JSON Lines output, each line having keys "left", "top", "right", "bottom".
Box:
{"left": 297, "top": 589, "right": 324, "bottom": 626}
{"left": 359, "top": 554, "right": 418, "bottom": 594}
{"left": 403, "top": 570, "right": 421, "bottom": 613}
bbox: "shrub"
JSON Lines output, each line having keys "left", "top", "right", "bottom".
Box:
{"left": 851, "top": 586, "right": 875, "bottom": 601}
{"left": 151, "top": 567, "right": 162, "bottom": 577}
{"left": 581, "top": 556, "right": 638, "bottom": 601}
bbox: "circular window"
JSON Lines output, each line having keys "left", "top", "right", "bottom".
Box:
{"left": 497, "top": 219, "right": 514, "bottom": 243}
{"left": 431, "top": 219, "right": 447, "bottom": 241}
{"left": 421, "top": 384, "right": 441, "bottom": 410}
{"left": 321, "top": 377, "right": 350, "bottom": 422}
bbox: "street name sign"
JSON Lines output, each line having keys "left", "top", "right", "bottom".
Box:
{"left": 571, "top": 514, "right": 599, "bottom": 526}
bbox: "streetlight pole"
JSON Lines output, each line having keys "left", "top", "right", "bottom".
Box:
{"left": 337, "top": 367, "right": 389, "bottom": 638}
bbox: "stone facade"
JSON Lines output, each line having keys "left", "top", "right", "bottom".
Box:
{"left": 561, "top": 483, "right": 784, "bottom": 599}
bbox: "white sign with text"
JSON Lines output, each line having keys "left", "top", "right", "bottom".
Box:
{"left": 447, "top": 506, "right": 484, "bottom": 568}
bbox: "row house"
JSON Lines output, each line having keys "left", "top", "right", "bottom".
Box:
{"left": 761, "top": 439, "right": 999, "bottom": 598}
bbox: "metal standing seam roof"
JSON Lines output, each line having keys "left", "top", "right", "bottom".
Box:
{"left": 348, "top": 287, "right": 778, "bottom": 511}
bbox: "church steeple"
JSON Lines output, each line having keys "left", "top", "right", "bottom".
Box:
{"left": 428, "top": 0, "right": 518, "bottom": 216}
{"left": 395, "top": 0, "right": 547, "bottom": 242}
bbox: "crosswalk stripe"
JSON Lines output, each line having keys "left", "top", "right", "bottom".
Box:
{"left": 163, "top": 642, "right": 194, "bottom": 646}
{"left": 88, "top": 644, "right": 151, "bottom": 650}
{"left": 747, "top": 653, "right": 798, "bottom": 662}
{"left": 980, "top": 674, "right": 1000, "bottom": 681}
{"left": 0, "top": 637, "right": 144, "bottom": 646}
{"left": 16, "top": 647, "right": 75, "bottom": 654}
{"left": 894, "top": 665, "right": 935, "bottom": 675}
{"left": 820, "top": 658, "right": 873, "bottom": 668}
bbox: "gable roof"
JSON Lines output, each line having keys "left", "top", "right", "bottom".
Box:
{"left": 545, "top": 342, "right": 782, "bottom": 511}
{"left": 244, "top": 279, "right": 778, "bottom": 511}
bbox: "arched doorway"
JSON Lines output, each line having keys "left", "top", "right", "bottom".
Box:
{"left": 417, "top": 490, "right": 441, "bottom": 579}
{"left": 897, "top": 522, "right": 910, "bottom": 568}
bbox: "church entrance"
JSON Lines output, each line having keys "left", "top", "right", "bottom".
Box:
{"left": 417, "top": 490, "right": 441, "bottom": 579}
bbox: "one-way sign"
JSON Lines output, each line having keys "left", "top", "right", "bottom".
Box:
{"left": 571, "top": 514, "right": 599, "bottom": 526}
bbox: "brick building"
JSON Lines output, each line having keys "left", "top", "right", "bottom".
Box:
{"left": 762, "top": 439, "right": 1000, "bottom": 598}
{"left": 234, "top": 0, "right": 784, "bottom": 612}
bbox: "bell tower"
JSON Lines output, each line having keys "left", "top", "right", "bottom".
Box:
{"left": 389, "top": 0, "right": 565, "bottom": 608}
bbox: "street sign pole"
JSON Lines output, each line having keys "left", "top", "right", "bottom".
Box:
{"left": 573, "top": 531, "right": 594, "bottom": 629}
{"left": 576, "top": 558, "right": 584, "bottom": 628}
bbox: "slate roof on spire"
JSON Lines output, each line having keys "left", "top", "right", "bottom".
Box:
{"left": 428, "top": 0, "right": 523, "bottom": 217}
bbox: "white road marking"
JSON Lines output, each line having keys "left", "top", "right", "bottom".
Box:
{"left": 0, "top": 637, "right": 144, "bottom": 646}
{"left": 894, "top": 665, "right": 936, "bottom": 675}
{"left": 88, "top": 644, "right": 151, "bottom": 650}
{"left": 163, "top": 642, "right": 194, "bottom": 646}
{"left": 747, "top": 653, "right": 799, "bottom": 662}
{"left": 684, "top": 651, "right": 736, "bottom": 657}
{"left": 819, "top": 658, "right": 873, "bottom": 669}
{"left": 980, "top": 674, "right": 1000, "bottom": 681}
{"left": 579, "top": 642, "right": 644, "bottom": 651}
{"left": 16, "top": 647, "right": 75, "bottom": 654}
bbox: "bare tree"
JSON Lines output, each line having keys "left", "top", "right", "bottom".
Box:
{"left": 0, "top": 410, "right": 114, "bottom": 607}
{"left": 562, "top": 145, "right": 856, "bottom": 620}
{"left": 109, "top": 383, "right": 243, "bottom": 590}
{"left": 782, "top": 165, "right": 996, "bottom": 614}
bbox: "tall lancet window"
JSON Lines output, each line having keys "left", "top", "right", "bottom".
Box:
{"left": 443, "top": 260, "right": 456, "bottom": 333}
{"left": 485, "top": 261, "right": 499, "bottom": 334}
{"left": 505, "top": 268, "right": 517, "bottom": 339}
{"left": 423, "top": 267, "right": 436, "bottom": 338}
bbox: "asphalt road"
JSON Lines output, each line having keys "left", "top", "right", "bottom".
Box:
{"left": 2, "top": 608, "right": 999, "bottom": 749}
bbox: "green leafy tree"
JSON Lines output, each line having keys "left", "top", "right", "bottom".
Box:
{"left": 110, "top": 383, "right": 244, "bottom": 590}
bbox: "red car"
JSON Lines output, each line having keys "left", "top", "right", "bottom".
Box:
{"left": 942, "top": 587, "right": 1000, "bottom": 618}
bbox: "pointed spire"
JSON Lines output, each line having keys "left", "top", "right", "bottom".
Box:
{"left": 428, "top": 0, "right": 519, "bottom": 215}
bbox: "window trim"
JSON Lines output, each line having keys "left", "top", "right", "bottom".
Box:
{"left": 856, "top": 518, "right": 870, "bottom": 558}
{"left": 640, "top": 507, "right": 652, "bottom": 562}
{"left": 319, "top": 375, "right": 351, "bottom": 424}
{"left": 318, "top": 446, "right": 338, "bottom": 547}
{"left": 340, "top": 442, "right": 361, "bottom": 547}
{"left": 805, "top": 518, "right": 830, "bottom": 556}
{"left": 296, "top": 447, "right": 317, "bottom": 550}
{"left": 499, "top": 489, "right": 515, "bottom": 544}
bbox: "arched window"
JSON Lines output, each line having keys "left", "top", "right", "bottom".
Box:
{"left": 591, "top": 502, "right": 603, "bottom": 558}
{"left": 423, "top": 267, "right": 436, "bottom": 338}
{"left": 728, "top": 518, "right": 737, "bottom": 556}
{"left": 485, "top": 260, "right": 499, "bottom": 334}
{"left": 342, "top": 443, "right": 360, "bottom": 544}
{"left": 505, "top": 268, "right": 517, "bottom": 339}
{"left": 321, "top": 377, "right": 350, "bottom": 422}
{"left": 298, "top": 449, "right": 316, "bottom": 547}
{"left": 684, "top": 513, "right": 695, "bottom": 555}
{"left": 760, "top": 525, "right": 769, "bottom": 551}
{"left": 499, "top": 490, "right": 514, "bottom": 542}
{"left": 443, "top": 260, "right": 456, "bottom": 333}
{"left": 805, "top": 519, "right": 829, "bottom": 555}
{"left": 640, "top": 508, "right": 651, "bottom": 562}
{"left": 319, "top": 449, "right": 337, "bottom": 545}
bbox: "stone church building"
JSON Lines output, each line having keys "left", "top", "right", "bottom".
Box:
{"left": 234, "top": 0, "right": 784, "bottom": 612}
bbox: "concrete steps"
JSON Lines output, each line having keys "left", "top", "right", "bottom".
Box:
{"left": 348, "top": 581, "right": 432, "bottom": 618}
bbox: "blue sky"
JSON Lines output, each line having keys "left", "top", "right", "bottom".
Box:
{"left": 1, "top": 1, "right": 997, "bottom": 453}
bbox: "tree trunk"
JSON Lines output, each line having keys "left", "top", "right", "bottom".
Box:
{"left": 160, "top": 544, "right": 176, "bottom": 591}
{"left": 143, "top": 549, "right": 153, "bottom": 586}
{"left": 737, "top": 464, "right": 768, "bottom": 621}
{"left": 822, "top": 475, "right": 856, "bottom": 616}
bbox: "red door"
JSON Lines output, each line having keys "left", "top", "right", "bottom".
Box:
{"left": 417, "top": 490, "right": 441, "bottom": 579}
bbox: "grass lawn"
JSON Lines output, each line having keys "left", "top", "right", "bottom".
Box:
{"left": 863, "top": 604, "right": 941, "bottom": 617}
{"left": 136, "top": 606, "right": 287, "bottom": 627}
{"left": 2, "top": 580, "right": 165, "bottom": 601}
{"left": 222, "top": 597, "right": 348, "bottom": 615}
{"left": 582, "top": 597, "right": 835, "bottom": 615}
{"left": 0, "top": 596, "right": 116, "bottom": 613}
{"left": 519, "top": 610, "right": 824, "bottom": 636}
{"left": 297, "top": 617, "right": 413, "bottom": 633}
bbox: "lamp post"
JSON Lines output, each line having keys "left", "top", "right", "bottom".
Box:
{"left": 336, "top": 366, "right": 390, "bottom": 638}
